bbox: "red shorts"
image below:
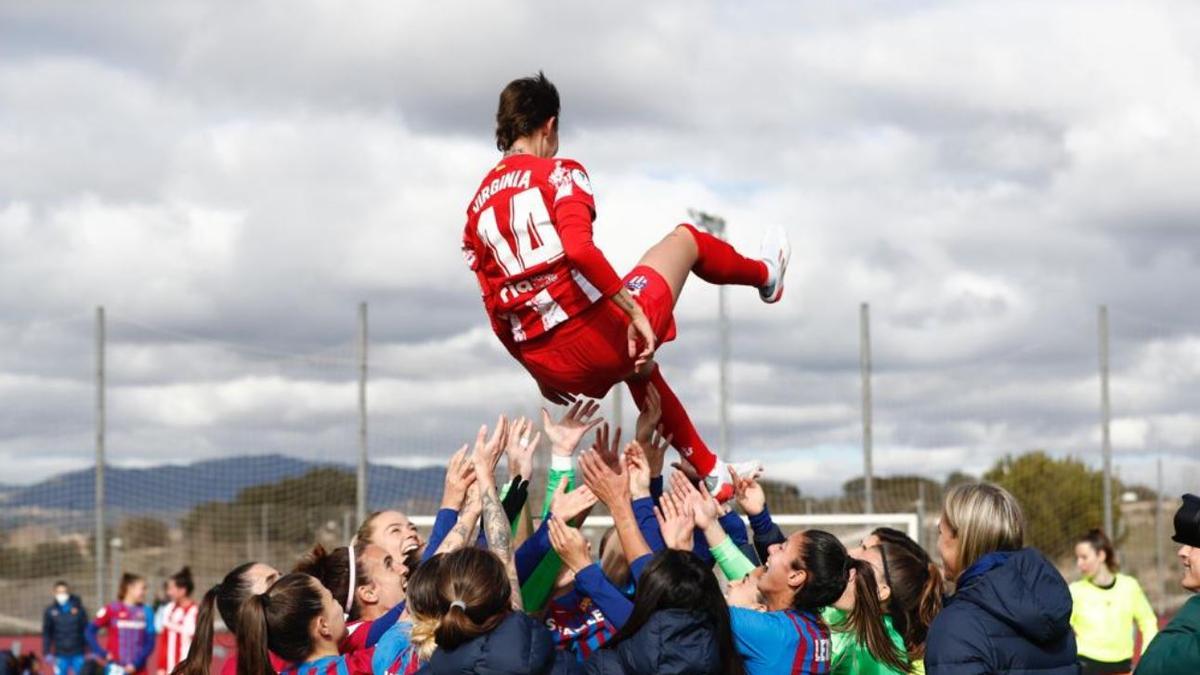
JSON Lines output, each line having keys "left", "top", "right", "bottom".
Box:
{"left": 517, "top": 265, "right": 677, "bottom": 399}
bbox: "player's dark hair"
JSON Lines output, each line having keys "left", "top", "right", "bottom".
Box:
{"left": 54, "top": 580, "right": 69, "bottom": 590}
{"left": 173, "top": 562, "right": 268, "bottom": 675}
{"left": 495, "top": 71, "right": 559, "bottom": 151}
{"left": 293, "top": 543, "right": 370, "bottom": 620}
{"left": 236, "top": 573, "right": 326, "bottom": 675}
{"left": 117, "top": 572, "right": 144, "bottom": 603}
{"left": 870, "top": 527, "right": 943, "bottom": 662}
{"left": 434, "top": 547, "right": 511, "bottom": 650}
{"left": 169, "top": 566, "right": 195, "bottom": 597}
{"left": 1079, "top": 528, "right": 1119, "bottom": 573}
{"left": 792, "top": 530, "right": 908, "bottom": 673}
{"left": 603, "top": 549, "right": 745, "bottom": 675}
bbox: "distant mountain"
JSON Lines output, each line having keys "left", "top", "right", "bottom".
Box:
{"left": 0, "top": 454, "right": 446, "bottom": 518}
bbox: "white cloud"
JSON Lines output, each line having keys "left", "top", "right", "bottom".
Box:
{"left": 0, "top": 0, "right": 1197, "bottom": 502}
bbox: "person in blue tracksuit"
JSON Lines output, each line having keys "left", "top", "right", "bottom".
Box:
{"left": 925, "top": 482, "right": 1078, "bottom": 674}
{"left": 43, "top": 581, "right": 88, "bottom": 675}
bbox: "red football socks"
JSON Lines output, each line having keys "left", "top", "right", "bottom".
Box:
{"left": 626, "top": 366, "right": 719, "bottom": 477}
{"left": 680, "top": 222, "right": 769, "bottom": 288}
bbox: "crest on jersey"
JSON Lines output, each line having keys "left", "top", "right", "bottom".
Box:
{"left": 549, "top": 161, "right": 573, "bottom": 200}
{"left": 625, "top": 275, "right": 649, "bottom": 296}
{"left": 571, "top": 168, "right": 593, "bottom": 195}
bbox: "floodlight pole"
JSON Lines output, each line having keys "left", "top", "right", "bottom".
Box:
{"left": 1099, "top": 305, "right": 1113, "bottom": 536}
{"left": 689, "top": 210, "right": 731, "bottom": 460}
{"left": 94, "top": 306, "right": 106, "bottom": 608}
{"left": 357, "top": 302, "right": 368, "bottom": 527}
{"left": 860, "top": 303, "right": 875, "bottom": 514}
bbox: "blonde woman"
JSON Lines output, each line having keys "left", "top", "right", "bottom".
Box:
{"left": 925, "top": 483, "right": 1077, "bottom": 674}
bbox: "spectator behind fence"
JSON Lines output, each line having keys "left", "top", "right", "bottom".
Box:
{"left": 155, "top": 567, "right": 198, "bottom": 675}
{"left": 925, "top": 482, "right": 1078, "bottom": 674}
{"left": 86, "top": 573, "right": 156, "bottom": 675}
{"left": 1070, "top": 528, "right": 1157, "bottom": 674}
{"left": 43, "top": 581, "right": 88, "bottom": 675}
{"left": 1135, "top": 493, "right": 1200, "bottom": 674}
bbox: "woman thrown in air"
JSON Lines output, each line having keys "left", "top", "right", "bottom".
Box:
{"left": 461, "top": 71, "right": 789, "bottom": 499}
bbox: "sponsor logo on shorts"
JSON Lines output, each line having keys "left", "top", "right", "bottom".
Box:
{"left": 625, "top": 275, "right": 649, "bottom": 296}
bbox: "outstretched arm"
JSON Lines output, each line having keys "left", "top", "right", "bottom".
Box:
{"left": 471, "top": 417, "right": 523, "bottom": 609}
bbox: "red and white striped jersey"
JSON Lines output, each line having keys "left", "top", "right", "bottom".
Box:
{"left": 155, "top": 601, "right": 197, "bottom": 672}
{"left": 462, "top": 154, "right": 612, "bottom": 344}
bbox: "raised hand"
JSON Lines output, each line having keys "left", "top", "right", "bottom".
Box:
{"left": 623, "top": 442, "right": 651, "bottom": 499}
{"left": 547, "top": 514, "right": 593, "bottom": 573}
{"left": 504, "top": 416, "right": 540, "bottom": 480}
{"left": 580, "top": 449, "right": 630, "bottom": 510}
{"left": 654, "top": 491, "right": 695, "bottom": 552}
{"left": 591, "top": 423, "right": 623, "bottom": 471}
{"left": 542, "top": 400, "right": 604, "bottom": 457}
{"left": 670, "top": 459, "right": 702, "bottom": 484}
{"left": 730, "top": 465, "right": 766, "bottom": 516}
{"left": 471, "top": 415, "right": 509, "bottom": 487}
{"left": 641, "top": 427, "right": 672, "bottom": 479}
{"left": 635, "top": 383, "right": 662, "bottom": 444}
{"left": 549, "top": 481, "right": 598, "bottom": 523}
{"left": 440, "top": 444, "right": 477, "bottom": 510}
{"left": 670, "top": 470, "right": 718, "bottom": 530}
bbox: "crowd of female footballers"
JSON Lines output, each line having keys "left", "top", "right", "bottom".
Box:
{"left": 77, "top": 393, "right": 1200, "bottom": 675}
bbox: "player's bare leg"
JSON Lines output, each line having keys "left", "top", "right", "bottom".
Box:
{"left": 626, "top": 223, "right": 786, "bottom": 499}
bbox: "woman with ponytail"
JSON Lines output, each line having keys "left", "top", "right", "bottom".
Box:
{"left": 293, "top": 542, "right": 408, "bottom": 653}
{"left": 420, "top": 547, "right": 577, "bottom": 674}
{"left": 169, "top": 562, "right": 286, "bottom": 675}
{"left": 863, "top": 528, "right": 943, "bottom": 673}
{"left": 821, "top": 544, "right": 911, "bottom": 674}
{"left": 236, "top": 573, "right": 372, "bottom": 675}
{"left": 1069, "top": 528, "right": 1158, "bottom": 674}
{"left": 372, "top": 555, "right": 446, "bottom": 675}
{"left": 154, "top": 567, "right": 197, "bottom": 675}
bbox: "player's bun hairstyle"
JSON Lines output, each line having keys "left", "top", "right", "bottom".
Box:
{"left": 871, "top": 527, "right": 944, "bottom": 663}
{"left": 169, "top": 566, "right": 195, "bottom": 596}
{"left": 604, "top": 549, "right": 746, "bottom": 675}
{"left": 1078, "top": 528, "right": 1119, "bottom": 573}
{"left": 172, "top": 562, "right": 264, "bottom": 675}
{"left": 236, "top": 573, "right": 325, "bottom": 675}
{"left": 293, "top": 543, "right": 370, "bottom": 620}
{"left": 117, "top": 572, "right": 144, "bottom": 602}
{"left": 495, "top": 71, "right": 560, "bottom": 151}
{"left": 433, "top": 547, "right": 511, "bottom": 650}
{"left": 407, "top": 554, "right": 448, "bottom": 661}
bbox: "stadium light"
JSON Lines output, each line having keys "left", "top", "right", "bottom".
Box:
{"left": 688, "top": 209, "right": 731, "bottom": 461}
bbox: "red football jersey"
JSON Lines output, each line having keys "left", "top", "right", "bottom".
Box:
{"left": 462, "top": 154, "right": 604, "bottom": 343}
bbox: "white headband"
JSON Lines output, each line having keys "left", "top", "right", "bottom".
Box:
{"left": 345, "top": 538, "right": 357, "bottom": 618}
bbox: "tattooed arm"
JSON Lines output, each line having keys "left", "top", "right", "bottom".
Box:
{"left": 434, "top": 484, "right": 481, "bottom": 556}
{"left": 470, "top": 416, "right": 524, "bottom": 609}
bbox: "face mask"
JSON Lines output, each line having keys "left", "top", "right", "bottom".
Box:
{"left": 55, "top": 593, "right": 69, "bottom": 605}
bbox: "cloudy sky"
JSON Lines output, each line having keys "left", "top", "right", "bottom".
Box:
{"left": 2, "top": 0, "right": 1198, "bottom": 497}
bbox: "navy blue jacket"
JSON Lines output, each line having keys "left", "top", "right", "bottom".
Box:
{"left": 926, "top": 549, "right": 1079, "bottom": 674}
{"left": 418, "top": 611, "right": 578, "bottom": 675}
{"left": 583, "top": 609, "right": 725, "bottom": 674}
{"left": 42, "top": 595, "right": 88, "bottom": 656}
